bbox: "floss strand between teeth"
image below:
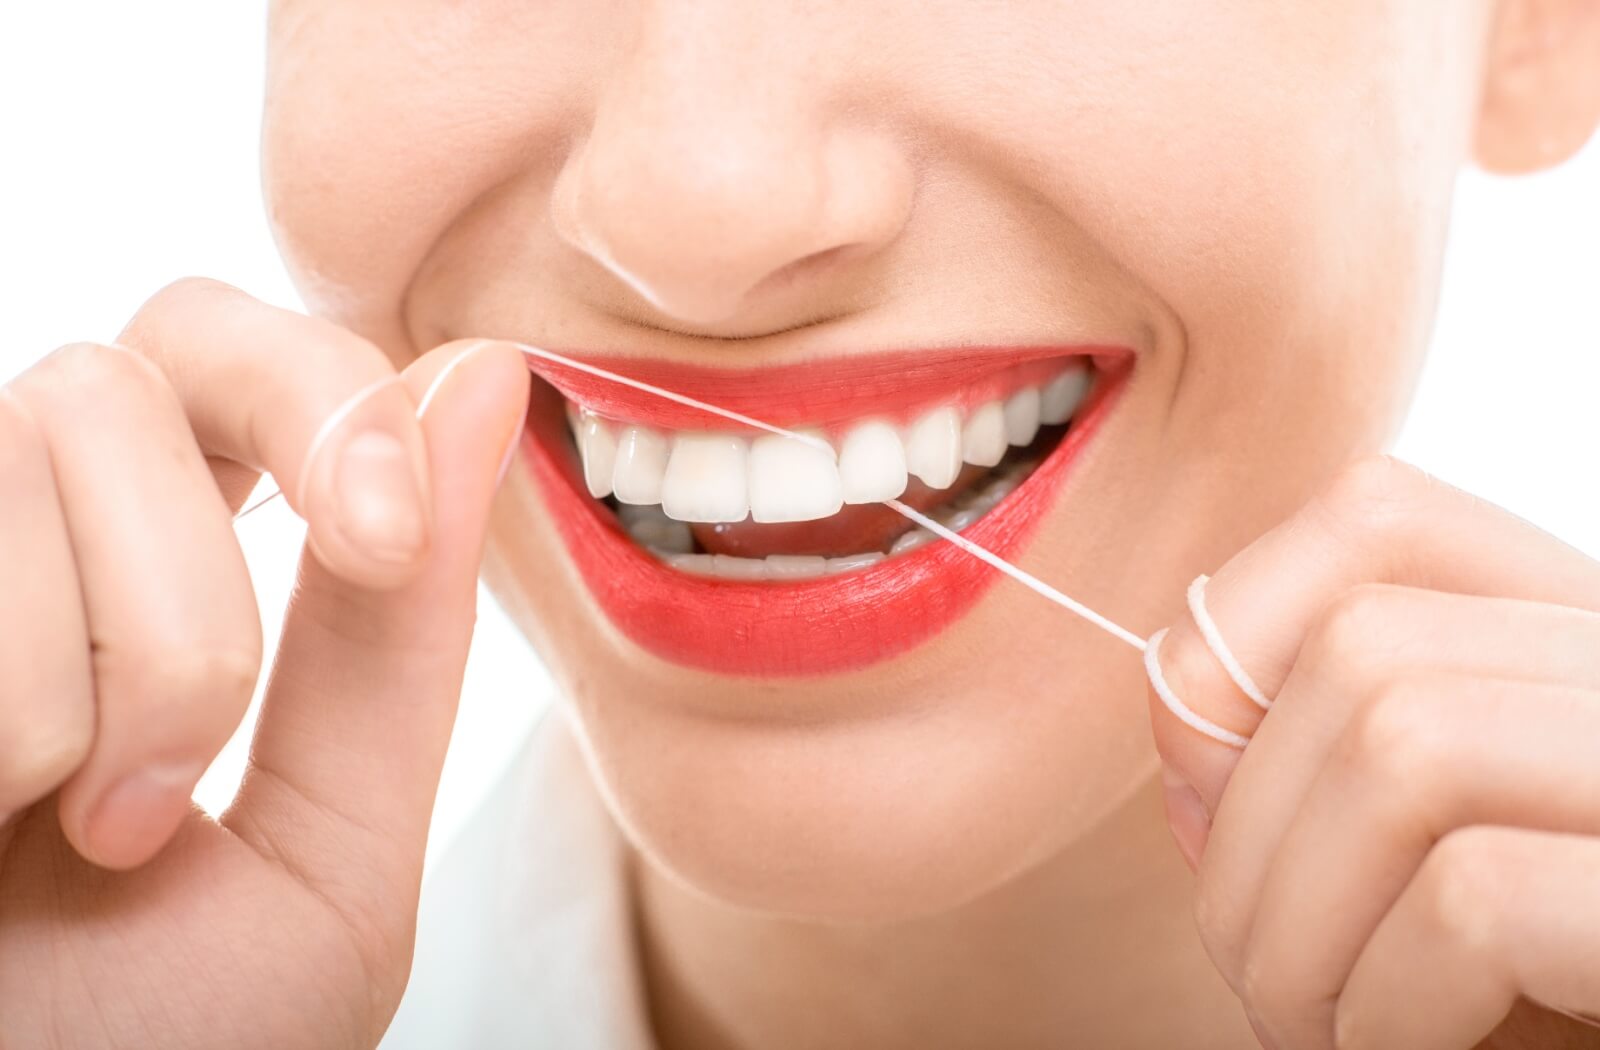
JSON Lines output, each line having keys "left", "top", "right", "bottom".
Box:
{"left": 523, "top": 346, "right": 1263, "bottom": 750}
{"left": 519, "top": 344, "right": 1150, "bottom": 650}
{"left": 241, "top": 343, "right": 1253, "bottom": 751}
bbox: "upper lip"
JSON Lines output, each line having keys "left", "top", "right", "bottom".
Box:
{"left": 522, "top": 344, "right": 1129, "bottom": 429}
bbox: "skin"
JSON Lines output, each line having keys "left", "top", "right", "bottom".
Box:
{"left": 1, "top": 1, "right": 1598, "bottom": 1047}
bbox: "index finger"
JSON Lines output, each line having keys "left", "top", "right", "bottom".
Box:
{"left": 1149, "top": 455, "right": 1600, "bottom": 809}
{"left": 119, "top": 278, "right": 433, "bottom": 588}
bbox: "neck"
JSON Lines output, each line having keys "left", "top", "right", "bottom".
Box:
{"left": 631, "top": 774, "right": 1252, "bottom": 1050}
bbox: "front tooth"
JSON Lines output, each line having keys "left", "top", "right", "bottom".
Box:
{"left": 960, "top": 401, "right": 1007, "bottom": 468}
{"left": 945, "top": 507, "right": 982, "bottom": 532}
{"left": 1039, "top": 368, "right": 1090, "bottom": 424}
{"left": 668, "top": 553, "right": 717, "bottom": 576}
{"left": 748, "top": 433, "right": 844, "bottom": 523}
{"left": 711, "top": 554, "right": 769, "bottom": 580}
{"left": 765, "top": 554, "right": 828, "bottom": 580}
{"left": 661, "top": 433, "right": 750, "bottom": 523}
{"left": 612, "top": 425, "right": 670, "bottom": 505}
{"left": 826, "top": 551, "right": 885, "bottom": 574}
{"left": 903, "top": 407, "right": 962, "bottom": 489}
{"left": 577, "top": 411, "right": 618, "bottom": 498}
{"left": 1003, "top": 387, "right": 1041, "bottom": 446}
{"left": 889, "top": 528, "right": 936, "bottom": 555}
{"left": 838, "top": 421, "right": 908, "bottom": 504}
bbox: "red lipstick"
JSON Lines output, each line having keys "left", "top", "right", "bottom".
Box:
{"left": 527, "top": 344, "right": 1121, "bottom": 431}
{"left": 520, "top": 347, "right": 1130, "bottom": 677}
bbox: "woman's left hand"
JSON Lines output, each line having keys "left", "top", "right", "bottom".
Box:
{"left": 1147, "top": 456, "right": 1600, "bottom": 1050}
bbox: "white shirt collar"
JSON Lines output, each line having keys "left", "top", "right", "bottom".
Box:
{"left": 383, "top": 709, "right": 655, "bottom": 1049}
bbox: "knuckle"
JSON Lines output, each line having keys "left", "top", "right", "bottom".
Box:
{"left": 1311, "top": 454, "right": 1433, "bottom": 547}
{"left": 169, "top": 646, "right": 263, "bottom": 706}
{"left": 1304, "top": 584, "right": 1400, "bottom": 669}
{"left": 1341, "top": 674, "right": 1447, "bottom": 785}
{"left": 1415, "top": 827, "right": 1504, "bottom": 953}
{"left": 122, "top": 276, "right": 239, "bottom": 349}
{"left": 1321, "top": 454, "right": 1425, "bottom": 519}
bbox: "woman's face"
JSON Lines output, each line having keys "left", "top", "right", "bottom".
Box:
{"left": 263, "top": 1, "right": 1495, "bottom": 918}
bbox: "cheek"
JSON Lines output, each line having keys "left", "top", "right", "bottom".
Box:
{"left": 987, "top": 3, "right": 1489, "bottom": 550}
{"left": 921, "top": 1, "right": 1486, "bottom": 441}
{"left": 261, "top": 4, "right": 592, "bottom": 347}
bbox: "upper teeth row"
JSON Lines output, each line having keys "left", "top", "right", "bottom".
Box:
{"left": 568, "top": 366, "right": 1090, "bottom": 524}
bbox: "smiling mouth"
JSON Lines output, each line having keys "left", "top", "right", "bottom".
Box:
{"left": 566, "top": 359, "right": 1091, "bottom": 579}
{"left": 517, "top": 344, "right": 1131, "bottom": 677}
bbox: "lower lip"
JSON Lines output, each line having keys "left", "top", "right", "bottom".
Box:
{"left": 521, "top": 361, "right": 1129, "bottom": 678}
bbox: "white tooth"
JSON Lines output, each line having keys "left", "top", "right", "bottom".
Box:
{"left": 565, "top": 401, "right": 582, "bottom": 434}
{"left": 960, "top": 401, "right": 1007, "bottom": 468}
{"left": 889, "top": 528, "right": 936, "bottom": 555}
{"left": 668, "top": 553, "right": 718, "bottom": 576}
{"left": 612, "top": 425, "right": 671, "bottom": 505}
{"left": 945, "top": 507, "right": 982, "bottom": 532}
{"left": 826, "top": 552, "right": 885, "bottom": 574}
{"left": 577, "top": 411, "right": 618, "bottom": 498}
{"left": 711, "top": 554, "right": 769, "bottom": 580}
{"left": 765, "top": 554, "right": 828, "bottom": 580}
{"left": 838, "top": 421, "right": 908, "bottom": 504}
{"left": 661, "top": 433, "right": 750, "bottom": 523}
{"left": 903, "top": 407, "right": 962, "bottom": 489}
{"left": 966, "top": 477, "right": 1014, "bottom": 513}
{"left": 1003, "top": 387, "right": 1041, "bottom": 446}
{"left": 748, "top": 432, "right": 844, "bottom": 523}
{"left": 1039, "top": 367, "right": 1090, "bottom": 424}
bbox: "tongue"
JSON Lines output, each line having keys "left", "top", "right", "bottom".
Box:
{"left": 691, "top": 464, "right": 991, "bottom": 558}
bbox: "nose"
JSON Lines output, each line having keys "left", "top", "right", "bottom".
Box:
{"left": 551, "top": 9, "right": 914, "bottom": 328}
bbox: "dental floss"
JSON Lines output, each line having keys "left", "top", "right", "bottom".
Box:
{"left": 292, "top": 374, "right": 406, "bottom": 513}
{"left": 1144, "top": 629, "right": 1250, "bottom": 750}
{"left": 236, "top": 376, "right": 403, "bottom": 520}
{"left": 235, "top": 349, "right": 476, "bottom": 522}
{"left": 518, "top": 345, "right": 833, "bottom": 455}
{"left": 236, "top": 344, "right": 1253, "bottom": 750}
{"left": 518, "top": 345, "right": 1151, "bottom": 652}
{"left": 1186, "top": 574, "right": 1272, "bottom": 711}
{"left": 883, "top": 499, "right": 1148, "bottom": 651}
{"left": 235, "top": 484, "right": 283, "bottom": 520}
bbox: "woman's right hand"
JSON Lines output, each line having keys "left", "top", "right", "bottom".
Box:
{"left": 0, "top": 279, "right": 529, "bottom": 1049}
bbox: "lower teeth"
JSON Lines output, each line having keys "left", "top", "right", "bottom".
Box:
{"left": 616, "top": 457, "right": 1036, "bottom": 581}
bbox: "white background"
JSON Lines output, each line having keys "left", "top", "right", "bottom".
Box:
{"left": 3, "top": 5, "right": 1597, "bottom": 859}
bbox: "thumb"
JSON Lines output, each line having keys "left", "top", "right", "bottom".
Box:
{"left": 224, "top": 340, "right": 528, "bottom": 917}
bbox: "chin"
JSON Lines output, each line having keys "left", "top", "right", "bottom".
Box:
{"left": 563, "top": 628, "right": 1158, "bottom": 921}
